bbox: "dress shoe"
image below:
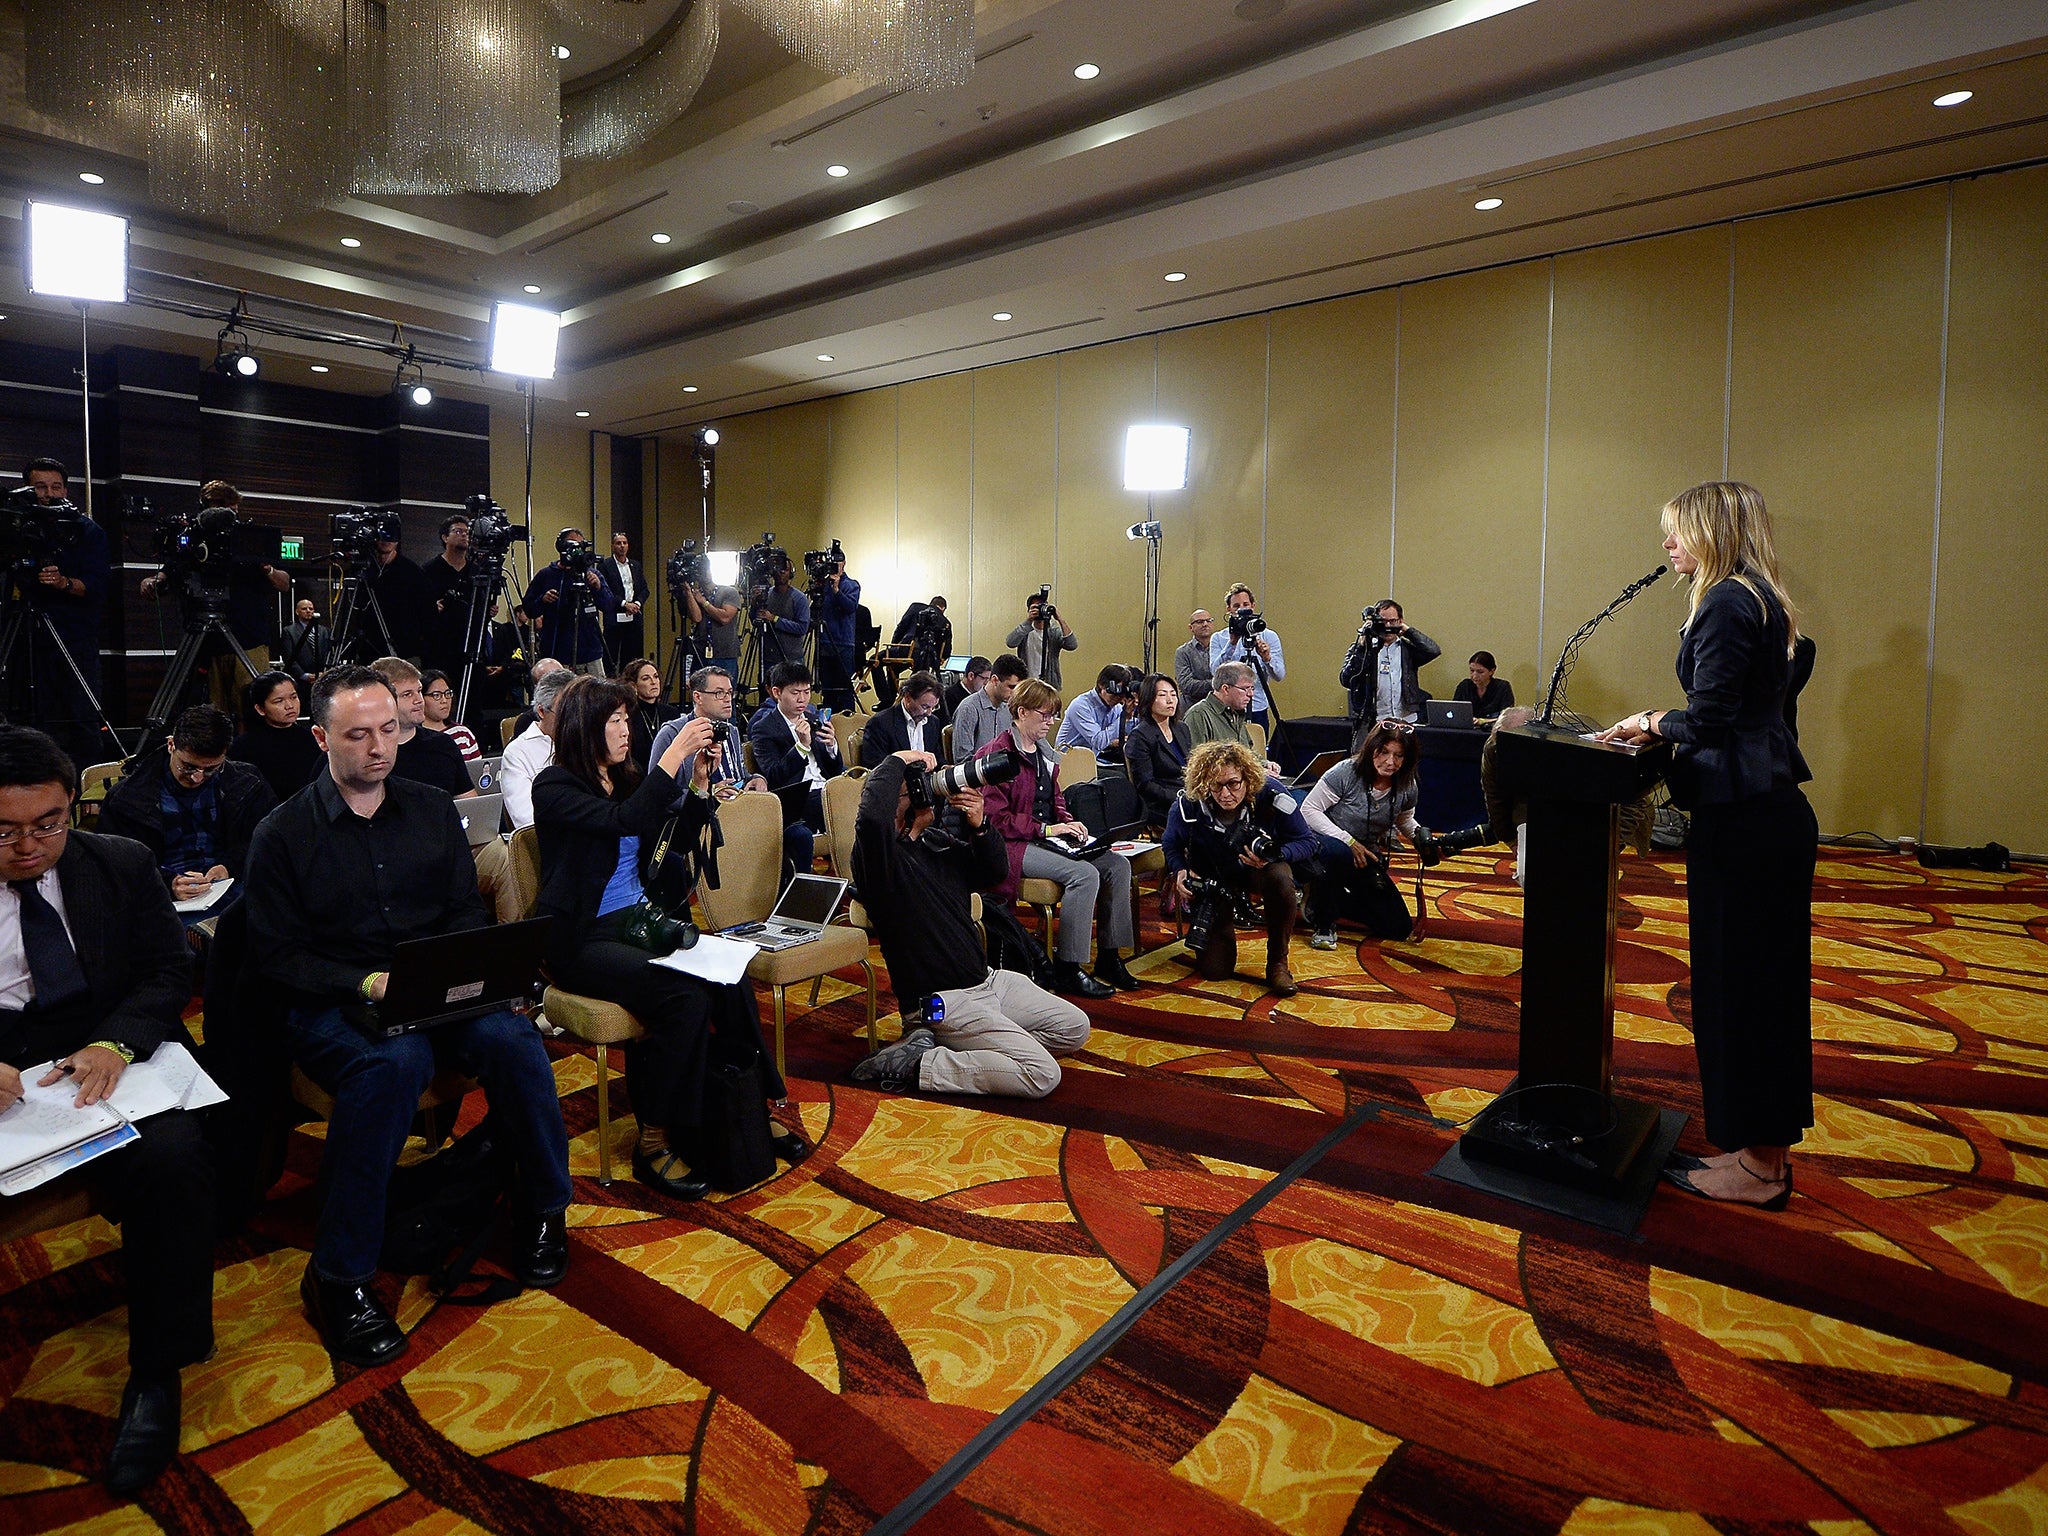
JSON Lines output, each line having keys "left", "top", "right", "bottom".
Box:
{"left": 1264, "top": 961, "right": 1298, "bottom": 998}
{"left": 632, "top": 1146, "right": 711, "bottom": 1201}
{"left": 1052, "top": 961, "right": 1115, "bottom": 1000}
{"left": 300, "top": 1267, "right": 408, "bottom": 1369}
{"left": 1094, "top": 952, "right": 1143, "bottom": 991}
{"left": 769, "top": 1125, "right": 813, "bottom": 1165}
{"left": 104, "top": 1371, "right": 180, "bottom": 1497}
{"left": 516, "top": 1210, "right": 570, "bottom": 1288}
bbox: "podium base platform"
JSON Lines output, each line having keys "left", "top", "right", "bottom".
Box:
{"left": 1431, "top": 1088, "right": 1685, "bottom": 1235}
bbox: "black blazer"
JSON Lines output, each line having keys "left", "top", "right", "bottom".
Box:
{"left": 1126, "top": 718, "right": 1192, "bottom": 824}
{"left": 861, "top": 706, "right": 940, "bottom": 764}
{"left": 0, "top": 831, "right": 192, "bottom": 1071}
{"left": 598, "top": 557, "right": 648, "bottom": 615}
{"left": 1659, "top": 575, "right": 1812, "bottom": 810}
{"left": 532, "top": 763, "right": 708, "bottom": 970}
{"left": 749, "top": 705, "right": 842, "bottom": 792}
{"left": 99, "top": 745, "right": 279, "bottom": 885}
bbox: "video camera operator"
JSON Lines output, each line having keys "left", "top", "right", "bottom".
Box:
{"left": 419, "top": 513, "right": 473, "bottom": 676}
{"left": 849, "top": 748, "right": 1091, "bottom": 1098}
{"left": 891, "top": 595, "right": 954, "bottom": 677}
{"left": 4, "top": 458, "right": 109, "bottom": 764}
{"left": 806, "top": 540, "right": 861, "bottom": 712}
{"left": 1054, "top": 663, "right": 1139, "bottom": 759}
{"left": 1208, "top": 584, "right": 1285, "bottom": 729}
{"left": 1006, "top": 586, "right": 1077, "bottom": 688}
{"left": 1164, "top": 740, "right": 1318, "bottom": 998}
{"left": 359, "top": 520, "right": 433, "bottom": 662}
{"left": 675, "top": 545, "right": 743, "bottom": 684}
{"left": 1340, "top": 599, "right": 1441, "bottom": 739}
{"left": 523, "top": 528, "right": 618, "bottom": 675}
{"left": 750, "top": 548, "right": 810, "bottom": 673}
{"left": 136, "top": 480, "right": 291, "bottom": 716}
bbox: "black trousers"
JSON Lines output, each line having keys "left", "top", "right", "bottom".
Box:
{"left": 1686, "top": 788, "right": 1819, "bottom": 1150}
{"left": 555, "top": 914, "right": 785, "bottom": 1133}
{"left": 92, "top": 1108, "right": 217, "bottom": 1373}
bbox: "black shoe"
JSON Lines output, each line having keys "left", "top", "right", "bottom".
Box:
{"left": 851, "top": 1027, "right": 939, "bottom": 1094}
{"left": 769, "top": 1126, "right": 813, "bottom": 1166}
{"left": 300, "top": 1266, "right": 408, "bottom": 1369}
{"left": 1664, "top": 1149, "right": 1709, "bottom": 1172}
{"left": 1052, "top": 961, "right": 1114, "bottom": 1000}
{"left": 104, "top": 1371, "right": 180, "bottom": 1497}
{"left": 632, "top": 1146, "right": 710, "bottom": 1201}
{"left": 516, "top": 1210, "right": 570, "bottom": 1288}
{"left": 1094, "top": 953, "right": 1142, "bottom": 991}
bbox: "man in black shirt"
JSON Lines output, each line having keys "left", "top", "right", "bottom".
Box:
{"left": 850, "top": 751, "right": 1088, "bottom": 1097}
{"left": 243, "top": 667, "right": 572, "bottom": 1369}
{"left": 359, "top": 531, "right": 433, "bottom": 662}
{"left": 419, "top": 513, "right": 474, "bottom": 677}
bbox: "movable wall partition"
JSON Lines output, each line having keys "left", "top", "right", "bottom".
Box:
{"left": 693, "top": 164, "right": 2048, "bottom": 855}
{"left": 0, "top": 339, "right": 491, "bottom": 726}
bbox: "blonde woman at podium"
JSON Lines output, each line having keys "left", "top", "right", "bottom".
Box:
{"left": 1596, "top": 482, "right": 1815, "bottom": 1212}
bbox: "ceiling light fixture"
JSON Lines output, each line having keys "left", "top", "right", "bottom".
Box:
{"left": 1163, "top": 271, "right": 1186, "bottom": 282}
{"left": 1474, "top": 196, "right": 1503, "bottom": 210}
{"left": 992, "top": 312, "right": 1013, "bottom": 321}
{"left": 816, "top": 353, "right": 834, "bottom": 362}
{"left": 213, "top": 327, "right": 260, "bottom": 379}
{"left": 77, "top": 172, "right": 105, "bottom": 185}
{"left": 575, "top": 410, "right": 590, "bottom": 417}
{"left": 555, "top": 45, "right": 571, "bottom": 59}
{"left": 1073, "top": 63, "right": 1100, "bottom": 80}
{"left": 393, "top": 351, "right": 432, "bottom": 406}
{"left": 826, "top": 163, "right": 849, "bottom": 177}
{"left": 651, "top": 232, "right": 672, "bottom": 243}
{"left": 1933, "top": 89, "right": 1973, "bottom": 107}
{"left": 340, "top": 237, "right": 362, "bottom": 248}
{"left": 310, "top": 364, "right": 330, "bottom": 373}
{"left": 683, "top": 385, "right": 699, "bottom": 392}
{"left": 522, "top": 283, "right": 542, "bottom": 293}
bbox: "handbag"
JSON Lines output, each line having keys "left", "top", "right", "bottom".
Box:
{"left": 678, "top": 1053, "right": 778, "bottom": 1192}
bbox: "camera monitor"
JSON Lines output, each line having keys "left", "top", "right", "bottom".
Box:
{"left": 943, "top": 654, "right": 971, "bottom": 674}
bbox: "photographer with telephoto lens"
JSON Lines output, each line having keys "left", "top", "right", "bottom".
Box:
{"left": 523, "top": 528, "right": 617, "bottom": 674}
{"left": 1164, "top": 740, "right": 1318, "bottom": 998}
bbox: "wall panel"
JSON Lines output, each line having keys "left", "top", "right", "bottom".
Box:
{"left": 824, "top": 390, "right": 898, "bottom": 643}
{"left": 1545, "top": 227, "right": 1731, "bottom": 726}
{"left": 1267, "top": 290, "right": 1397, "bottom": 720}
{"left": 1054, "top": 337, "right": 1155, "bottom": 692}
{"left": 968, "top": 356, "right": 1058, "bottom": 664}
{"left": 894, "top": 373, "right": 974, "bottom": 661}
{"left": 1928, "top": 166, "right": 2048, "bottom": 851}
{"left": 1394, "top": 262, "right": 1552, "bottom": 709}
{"left": 1729, "top": 186, "right": 1947, "bottom": 840}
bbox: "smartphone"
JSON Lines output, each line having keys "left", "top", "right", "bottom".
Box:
{"left": 818, "top": 707, "right": 833, "bottom": 721}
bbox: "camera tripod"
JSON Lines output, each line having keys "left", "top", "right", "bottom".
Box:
{"left": 1243, "top": 641, "right": 1289, "bottom": 762}
{"left": 330, "top": 557, "right": 399, "bottom": 667}
{"left": 140, "top": 587, "right": 263, "bottom": 750}
{"left": 0, "top": 584, "right": 123, "bottom": 762}
{"left": 450, "top": 557, "right": 516, "bottom": 724}
{"left": 662, "top": 587, "right": 707, "bottom": 703}
{"left": 544, "top": 565, "right": 603, "bottom": 672}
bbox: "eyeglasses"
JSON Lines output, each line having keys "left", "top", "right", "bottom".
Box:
{"left": 696, "top": 687, "right": 733, "bottom": 699}
{"left": 169, "top": 756, "right": 228, "bottom": 783}
{"left": 423, "top": 688, "right": 453, "bottom": 701}
{"left": 1213, "top": 777, "right": 1245, "bottom": 792}
{"left": 1375, "top": 718, "right": 1415, "bottom": 735}
{"left": 0, "top": 820, "right": 67, "bottom": 847}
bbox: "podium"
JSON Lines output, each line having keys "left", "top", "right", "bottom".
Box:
{"left": 1452, "top": 722, "right": 1682, "bottom": 1208}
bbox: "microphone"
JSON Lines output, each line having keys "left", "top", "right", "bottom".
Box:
{"left": 1540, "top": 564, "right": 1671, "bottom": 724}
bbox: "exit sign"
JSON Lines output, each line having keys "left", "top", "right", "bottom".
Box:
{"left": 279, "top": 537, "right": 304, "bottom": 560}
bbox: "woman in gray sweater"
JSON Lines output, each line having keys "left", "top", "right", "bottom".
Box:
{"left": 1300, "top": 722, "right": 1423, "bottom": 944}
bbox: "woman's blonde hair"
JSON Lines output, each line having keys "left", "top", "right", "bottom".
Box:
{"left": 1661, "top": 481, "right": 1801, "bottom": 647}
{"left": 1011, "top": 679, "right": 1061, "bottom": 718}
{"left": 1184, "top": 739, "right": 1264, "bottom": 802}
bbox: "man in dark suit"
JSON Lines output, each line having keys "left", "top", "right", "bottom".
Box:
{"left": 747, "top": 661, "right": 842, "bottom": 877}
{"left": 0, "top": 726, "right": 214, "bottom": 1496}
{"left": 862, "top": 671, "right": 943, "bottom": 763}
{"left": 597, "top": 532, "right": 649, "bottom": 669}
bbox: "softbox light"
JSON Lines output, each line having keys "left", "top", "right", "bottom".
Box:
{"left": 24, "top": 201, "right": 129, "bottom": 303}
{"left": 489, "top": 300, "right": 561, "bottom": 379}
{"left": 1123, "top": 424, "right": 1189, "bottom": 492}
{"left": 709, "top": 551, "right": 741, "bottom": 585}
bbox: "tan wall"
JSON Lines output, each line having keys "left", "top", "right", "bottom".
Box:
{"left": 576, "top": 166, "right": 2048, "bottom": 851}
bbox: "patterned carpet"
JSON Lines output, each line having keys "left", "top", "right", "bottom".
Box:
{"left": 1, "top": 848, "right": 2045, "bottom": 1535}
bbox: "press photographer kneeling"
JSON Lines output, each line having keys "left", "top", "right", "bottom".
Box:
{"left": 850, "top": 748, "right": 1090, "bottom": 1098}
{"left": 1165, "top": 741, "right": 1318, "bottom": 998}
{"left": 533, "top": 678, "right": 801, "bottom": 1199}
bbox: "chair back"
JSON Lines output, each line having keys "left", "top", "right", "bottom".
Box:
{"left": 840, "top": 730, "right": 863, "bottom": 770}
{"left": 499, "top": 715, "right": 523, "bottom": 751}
{"left": 1248, "top": 719, "right": 1269, "bottom": 759}
{"left": 696, "top": 790, "right": 782, "bottom": 928}
{"left": 1059, "top": 744, "right": 1098, "bottom": 786}
{"left": 822, "top": 772, "right": 863, "bottom": 881}
{"left": 742, "top": 740, "right": 758, "bottom": 778}
{"left": 80, "top": 760, "right": 123, "bottom": 796}
{"left": 508, "top": 826, "right": 542, "bottom": 920}
{"left": 941, "top": 723, "right": 954, "bottom": 762}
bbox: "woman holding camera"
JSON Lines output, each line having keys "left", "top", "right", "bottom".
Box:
{"left": 1300, "top": 721, "right": 1424, "bottom": 947}
{"left": 618, "top": 658, "right": 681, "bottom": 771}
{"left": 1597, "top": 481, "right": 1815, "bottom": 1212}
{"left": 230, "top": 670, "right": 323, "bottom": 798}
{"left": 533, "top": 677, "right": 800, "bottom": 1199}
{"left": 1126, "top": 674, "right": 1192, "bottom": 826}
{"left": 976, "top": 679, "right": 1137, "bottom": 998}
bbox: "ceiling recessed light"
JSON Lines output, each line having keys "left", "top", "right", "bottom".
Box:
{"left": 310, "top": 364, "right": 329, "bottom": 373}
{"left": 555, "top": 44, "right": 570, "bottom": 59}
{"left": 1933, "top": 89, "right": 1973, "bottom": 107}
{"left": 726, "top": 199, "right": 759, "bottom": 215}
{"left": 683, "top": 385, "right": 699, "bottom": 392}
{"left": 817, "top": 353, "right": 834, "bottom": 362}
{"left": 1474, "top": 196, "right": 1503, "bottom": 210}
{"left": 1163, "top": 271, "right": 1187, "bottom": 282}
{"left": 1073, "top": 63, "right": 1100, "bottom": 80}
{"left": 77, "top": 172, "right": 105, "bottom": 185}
{"left": 651, "top": 232, "right": 672, "bottom": 244}
{"left": 825, "top": 163, "right": 850, "bottom": 178}
{"left": 992, "top": 311, "right": 1013, "bottom": 321}
{"left": 522, "top": 283, "right": 541, "bottom": 293}
{"left": 575, "top": 410, "right": 590, "bottom": 417}
{"left": 340, "top": 236, "right": 361, "bottom": 248}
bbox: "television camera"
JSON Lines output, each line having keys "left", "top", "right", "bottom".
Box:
{"left": 0, "top": 484, "right": 83, "bottom": 591}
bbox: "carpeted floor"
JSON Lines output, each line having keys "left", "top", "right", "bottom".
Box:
{"left": 1, "top": 848, "right": 2044, "bottom": 1534}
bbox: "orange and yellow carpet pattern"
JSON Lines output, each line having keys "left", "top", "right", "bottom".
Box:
{"left": 1, "top": 848, "right": 2045, "bottom": 1534}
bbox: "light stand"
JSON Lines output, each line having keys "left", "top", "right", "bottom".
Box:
{"left": 1126, "top": 518, "right": 1163, "bottom": 674}
{"left": 76, "top": 304, "right": 95, "bottom": 523}
{"left": 1122, "top": 424, "right": 1188, "bottom": 679}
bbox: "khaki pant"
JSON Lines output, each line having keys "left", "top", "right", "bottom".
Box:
{"left": 918, "top": 969, "right": 1091, "bottom": 1099}
{"left": 208, "top": 645, "right": 271, "bottom": 717}
{"left": 472, "top": 837, "right": 522, "bottom": 925}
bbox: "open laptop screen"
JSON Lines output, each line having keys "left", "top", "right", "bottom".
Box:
{"left": 771, "top": 875, "right": 847, "bottom": 928}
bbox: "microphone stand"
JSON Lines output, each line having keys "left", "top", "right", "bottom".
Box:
{"left": 1539, "top": 565, "right": 1667, "bottom": 725}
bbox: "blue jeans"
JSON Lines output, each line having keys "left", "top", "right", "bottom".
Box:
{"left": 285, "top": 1005, "right": 573, "bottom": 1283}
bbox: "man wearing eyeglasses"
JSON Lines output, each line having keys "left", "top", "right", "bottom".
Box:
{"left": 649, "top": 666, "right": 767, "bottom": 799}
{"left": 99, "top": 705, "right": 276, "bottom": 908}
{"left": 0, "top": 725, "right": 214, "bottom": 1495}
{"left": 1182, "top": 662, "right": 1284, "bottom": 778}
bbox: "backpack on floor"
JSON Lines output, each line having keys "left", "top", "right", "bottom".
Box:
{"left": 380, "top": 1120, "right": 520, "bottom": 1303}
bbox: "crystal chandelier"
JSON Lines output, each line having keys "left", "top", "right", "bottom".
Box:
{"left": 725, "top": 0, "right": 972, "bottom": 92}
{"left": 562, "top": 0, "right": 719, "bottom": 161}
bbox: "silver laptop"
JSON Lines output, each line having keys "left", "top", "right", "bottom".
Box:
{"left": 1287, "top": 750, "right": 1347, "bottom": 788}
{"left": 467, "top": 757, "right": 500, "bottom": 792}
{"left": 458, "top": 791, "right": 504, "bottom": 846}
{"left": 721, "top": 874, "right": 850, "bottom": 952}
{"left": 1426, "top": 700, "right": 1475, "bottom": 729}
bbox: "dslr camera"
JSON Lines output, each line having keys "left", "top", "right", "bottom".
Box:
{"left": 1415, "top": 822, "right": 1496, "bottom": 867}
{"left": 1029, "top": 582, "right": 1057, "bottom": 620}
{"left": 902, "top": 740, "right": 1025, "bottom": 811}
{"left": 1228, "top": 607, "right": 1267, "bottom": 641}
{"left": 555, "top": 529, "right": 597, "bottom": 574}
{"left": 667, "top": 539, "right": 713, "bottom": 599}
{"left": 0, "top": 484, "right": 82, "bottom": 589}
{"left": 462, "top": 494, "right": 528, "bottom": 563}
{"left": 331, "top": 505, "right": 403, "bottom": 563}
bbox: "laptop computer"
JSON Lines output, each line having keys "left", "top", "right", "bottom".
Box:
{"left": 720, "top": 874, "right": 851, "bottom": 952}
{"left": 359, "top": 917, "right": 551, "bottom": 1037}
{"left": 1286, "top": 750, "right": 1347, "bottom": 788}
{"left": 1426, "top": 700, "right": 1475, "bottom": 729}
{"left": 458, "top": 791, "right": 504, "bottom": 846}
{"left": 466, "top": 757, "right": 500, "bottom": 792}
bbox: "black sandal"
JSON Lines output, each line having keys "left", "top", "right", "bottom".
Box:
{"left": 632, "top": 1146, "right": 710, "bottom": 1200}
{"left": 1663, "top": 1157, "right": 1792, "bottom": 1212}
{"left": 768, "top": 1126, "right": 812, "bottom": 1166}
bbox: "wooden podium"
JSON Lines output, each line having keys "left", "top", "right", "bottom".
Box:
{"left": 1456, "top": 721, "right": 1678, "bottom": 1198}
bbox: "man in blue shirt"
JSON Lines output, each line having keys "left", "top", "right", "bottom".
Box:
{"left": 810, "top": 549, "right": 861, "bottom": 712}
{"left": 522, "top": 530, "right": 617, "bottom": 674}
{"left": 1054, "top": 664, "right": 1139, "bottom": 759}
{"left": 1208, "top": 582, "right": 1285, "bottom": 729}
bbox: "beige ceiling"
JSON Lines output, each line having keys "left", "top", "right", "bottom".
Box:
{"left": 0, "top": 0, "right": 2043, "bottom": 434}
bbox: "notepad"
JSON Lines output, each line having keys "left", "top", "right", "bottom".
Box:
{"left": 174, "top": 877, "right": 234, "bottom": 913}
{"left": 650, "top": 933, "right": 760, "bottom": 986}
{"left": 0, "top": 1044, "right": 227, "bottom": 1195}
